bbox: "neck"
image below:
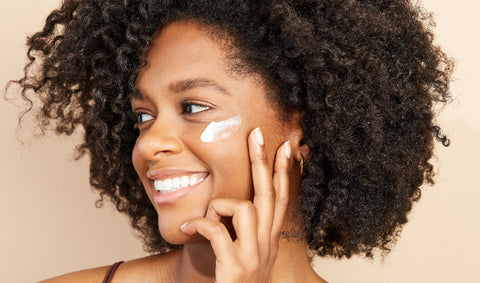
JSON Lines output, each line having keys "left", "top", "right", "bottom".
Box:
{"left": 175, "top": 241, "right": 216, "bottom": 282}
{"left": 174, "top": 235, "right": 322, "bottom": 283}
{"left": 271, "top": 237, "right": 317, "bottom": 282}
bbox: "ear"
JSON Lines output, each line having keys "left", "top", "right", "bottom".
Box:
{"left": 283, "top": 111, "right": 309, "bottom": 163}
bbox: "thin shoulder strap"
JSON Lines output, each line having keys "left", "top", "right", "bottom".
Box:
{"left": 102, "top": 261, "right": 124, "bottom": 283}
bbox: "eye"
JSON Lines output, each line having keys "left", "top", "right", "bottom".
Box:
{"left": 136, "top": 113, "right": 154, "bottom": 123}
{"left": 182, "top": 103, "right": 210, "bottom": 114}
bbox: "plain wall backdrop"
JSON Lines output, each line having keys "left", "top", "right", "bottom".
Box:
{"left": 1, "top": 0, "right": 479, "bottom": 282}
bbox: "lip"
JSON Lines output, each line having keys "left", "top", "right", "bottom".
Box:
{"left": 147, "top": 169, "right": 209, "bottom": 205}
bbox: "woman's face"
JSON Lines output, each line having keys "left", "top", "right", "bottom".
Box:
{"left": 132, "top": 22, "right": 298, "bottom": 244}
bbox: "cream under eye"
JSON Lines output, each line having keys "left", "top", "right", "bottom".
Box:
{"left": 200, "top": 116, "right": 242, "bottom": 143}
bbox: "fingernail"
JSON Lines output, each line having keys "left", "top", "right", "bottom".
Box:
{"left": 253, "top": 127, "right": 264, "bottom": 145}
{"left": 180, "top": 221, "right": 189, "bottom": 231}
{"left": 284, "top": 141, "right": 291, "bottom": 159}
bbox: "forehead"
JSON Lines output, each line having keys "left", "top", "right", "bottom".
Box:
{"left": 136, "top": 22, "right": 228, "bottom": 91}
{"left": 134, "top": 21, "right": 268, "bottom": 102}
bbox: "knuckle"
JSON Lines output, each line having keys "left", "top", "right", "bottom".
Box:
{"left": 208, "top": 198, "right": 221, "bottom": 209}
{"left": 256, "top": 151, "right": 269, "bottom": 165}
{"left": 278, "top": 193, "right": 289, "bottom": 207}
{"left": 254, "top": 190, "right": 275, "bottom": 203}
{"left": 206, "top": 222, "right": 225, "bottom": 235}
{"left": 238, "top": 200, "right": 254, "bottom": 214}
{"left": 257, "top": 186, "right": 275, "bottom": 200}
{"left": 273, "top": 162, "right": 289, "bottom": 174}
{"left": 266, "top": 188, "right": 276, "bottom": 199}
{"left": 241, "top": 256, "right": 259, "bottom": 273}
{"left": 231, "top": 264, "right": 244, "bottom": 277}
{"left": 187, "top": 217, "right": 203, "bottom": 225}
{"left": 206, "top": 200, "right": 218, "bottom": 212}
{"left": 256, "top": 191, "right": 275, "bottom": 203}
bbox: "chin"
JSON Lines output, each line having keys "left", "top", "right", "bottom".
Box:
{"left": 160, "top": 228, "right": 206, "bottom": 246}
{"left": 157, "top": 222, "right": 184, "bottom": 245}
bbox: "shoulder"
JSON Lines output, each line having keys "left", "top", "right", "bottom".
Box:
{"left": 38, "top": 249, "right": 182, "bottom": 283}
{"left": 38, "top": 265, "right": 111, "bottom": 283}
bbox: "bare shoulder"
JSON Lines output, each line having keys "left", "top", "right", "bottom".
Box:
{"left": 38, "top": 265, "right": 111, "bottom": 283}
{"left": 38, "top": 249, "right": 182, "bottom": 283}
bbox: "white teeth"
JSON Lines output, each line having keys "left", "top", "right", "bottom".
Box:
{"left": 172, "top": 177, "right": 180, "bottom": 188}
{"left": 156, "top": 180, "right": 165, "bottom": 191}
{"left": 181, "top": 176, "right": 189, "bottom": 188}
{"left": 153, "top": 175, "right": 206, "bottom": 192}
{"left": 164, "top": 178, "right": 172, "bottom": 189}
{"left": 189, "top": 176, "right": 197, "bottom": 187}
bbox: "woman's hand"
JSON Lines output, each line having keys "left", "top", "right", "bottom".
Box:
{"left": 180, "top": 127, "right": 291, "bottom": 283}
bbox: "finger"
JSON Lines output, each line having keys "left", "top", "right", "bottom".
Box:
{"left": 204, "top": 198, "right": 259, "bottom": 257}
{"left": 271, "top": 141, "right": 291, "bottom": 242}
{"left": 180, "top": 217, "right": 234, "bottom": 264}
{"left": 248, "top": 127, "right": 275, "bottom": 246}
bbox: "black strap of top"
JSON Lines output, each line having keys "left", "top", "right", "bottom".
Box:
{"left": 102, "top": 261, "right": 124, "bottom": 283}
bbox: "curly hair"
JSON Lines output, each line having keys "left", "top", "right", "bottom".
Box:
{"left": 12, "top": 0, "right": 452, "bottom": 258}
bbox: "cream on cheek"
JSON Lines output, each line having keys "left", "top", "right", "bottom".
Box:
{"left": 200, "top": 116, "right": 242, "bottom": 143}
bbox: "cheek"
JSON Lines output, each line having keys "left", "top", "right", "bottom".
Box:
{"left": 131, "top": 141, "right": 143, "bottom": 176}
{"left": 186, "top": 116, "right": 245, "bottom": 162}
{"left": 199, "top": 130, "right": 254, "bottom": 200}
{"left": 186, "top": 124, "right": 249, "bottom": 169}
{"left": 181, "top": 118, "right": 252, "bottom": 198}
{"left": 208, "top": 142, "right": 253, "bottom": 200}
{"left": 131, "top": 140, "right": 153, "bottom": 197}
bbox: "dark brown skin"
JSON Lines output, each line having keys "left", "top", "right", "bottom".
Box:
{"left": 40, "top": 21, "right": 325, "bottom": 283}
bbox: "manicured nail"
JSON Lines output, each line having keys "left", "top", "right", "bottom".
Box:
{"left": 284, "top": 141, "right": 291, "bottom": 159}
{"left": 253, "top": 127, "right": 264, "bottom": 145}
{"left": 180, "top": 221, "right": 189, "bottom": 231}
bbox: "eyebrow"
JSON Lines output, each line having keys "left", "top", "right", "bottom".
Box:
{"left": 132, "top": 78, "right": 231, "bottom": 100}
{"left": 169, "top": 78, "right": 231, "bottom": 96}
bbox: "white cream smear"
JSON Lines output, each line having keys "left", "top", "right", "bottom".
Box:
{"left": 200, "top": 116, "right": 242, "bottom": 143}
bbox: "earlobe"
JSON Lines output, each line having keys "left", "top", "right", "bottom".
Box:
{"left": 283, "top": 111, "right": 309, "bottom": 163}
{"left": 281, "top": 112, "right": 309, "bottom": 183}
{"left": 290, "top": 133, "right": 309, "bottom": 176}
{"left": 294, "top": 143, "right": 309, "bottom": 162}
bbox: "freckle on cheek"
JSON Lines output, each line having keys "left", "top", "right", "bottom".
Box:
{"left": 200, "top": 116, "right": 242, "bottom": 143}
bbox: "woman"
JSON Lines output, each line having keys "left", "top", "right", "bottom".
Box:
{"left": 12, "top": 0, "right": 452, "bottom": 282}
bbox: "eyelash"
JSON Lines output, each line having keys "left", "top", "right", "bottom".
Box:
{"left": 133, "top": 102, "right": 211, "bottom": 128}
{"left": 136, "top": 113, "right": 154, "bottom": 124}
{"left": 180, "top": 102, "right": 211, "bottom": 115}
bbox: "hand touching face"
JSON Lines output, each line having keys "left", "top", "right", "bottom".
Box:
{"left": 131, "top": 21, "right": 304, "bottom": 246}
{"left": 180, "top": 127, "right": 292, "bottom": 282}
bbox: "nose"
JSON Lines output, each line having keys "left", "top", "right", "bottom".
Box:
{"left": 134, "top": 120, "right": 183, "bottom": 161}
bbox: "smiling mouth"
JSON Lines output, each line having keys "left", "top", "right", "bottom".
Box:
{"left": 152, "top": 172, "right": 208, "bottom": 194}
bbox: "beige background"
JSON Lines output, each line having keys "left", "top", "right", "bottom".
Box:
{"left": 1, "top": 0, "right": 479, "bottom": 282}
